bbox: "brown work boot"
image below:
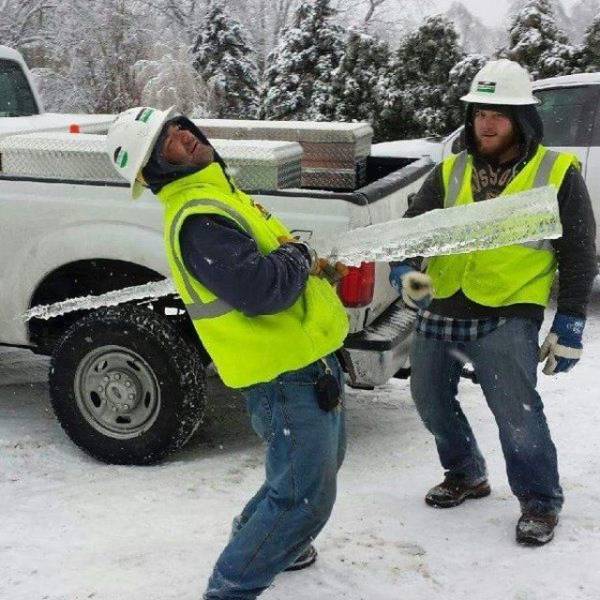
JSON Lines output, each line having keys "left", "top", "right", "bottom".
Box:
{"left": 425, "top": 474, "right": 491, "bottom": 508}
{"left": 516, "top": 512, "right": 558, "bottom": 546}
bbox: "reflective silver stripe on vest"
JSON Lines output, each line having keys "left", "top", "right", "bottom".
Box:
{"left": 445, "top": 150, "right": 468, "bottom": 208}
{"left": 184, "top": 300, "right": 232, "bottom": 320}
{"left": 169, "top": 198, "right": 256, "bottom": 320}
{"left": 533, "top": 149, "right": 560, "bottom": 188}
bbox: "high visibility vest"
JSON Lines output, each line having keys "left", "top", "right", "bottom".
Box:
{"left": 157, "top": 162, "right": 349, "bottom": 388}
{"left": 426, "top": 145, "right": 579, "bottom": 308}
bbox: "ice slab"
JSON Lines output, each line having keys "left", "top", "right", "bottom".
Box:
{"left": 329, "top": 186, "right": 562, "bottom": 266}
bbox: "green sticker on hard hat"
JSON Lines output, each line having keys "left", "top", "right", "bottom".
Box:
{"left": 114, "top": 146, "right": 129, "bottom": 169}
{"left": 135, "top": 108, "right": 154, "bottom": 123}
{"left": 477, "top": 80, "right": 496, "bottom": 94}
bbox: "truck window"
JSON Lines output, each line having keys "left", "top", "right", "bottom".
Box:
{"left": 0, "top": 59, "right": 39, "bottom": 117}
{"left": 534, "top": 86, "right": 598, "bottom": 147}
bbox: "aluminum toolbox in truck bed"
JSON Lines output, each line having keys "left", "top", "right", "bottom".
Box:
{"left": 0, "top": 132, "right": 303, "bottom": 191}
{"left": 192, "top": 119, "right": 373, "bottom": 190}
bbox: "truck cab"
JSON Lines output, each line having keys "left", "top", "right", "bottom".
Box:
{"left": 0, "top": 45, "right": 114, "bottom": 138}
{"left": 0, "top": 45, "right": 42, "bottom": 117}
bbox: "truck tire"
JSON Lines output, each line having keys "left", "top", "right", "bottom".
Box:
{"left": 49, "top": 305, "right": 206, "bottom": 465}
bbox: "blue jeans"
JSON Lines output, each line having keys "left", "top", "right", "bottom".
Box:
{"left": 204, "top": 354, "right": 346, "bottom": 600}
{"left": 410, "top": 318, "right": 563, "bottom": 516}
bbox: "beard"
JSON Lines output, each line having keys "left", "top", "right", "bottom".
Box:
{"left": 476, "top": 133, "right": 520, "bottom": 161}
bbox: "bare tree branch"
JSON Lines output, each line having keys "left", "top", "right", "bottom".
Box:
{"left": 363, "top": 0, "right": 387, "bottom": 24}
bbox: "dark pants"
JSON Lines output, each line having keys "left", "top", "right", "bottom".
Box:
{"left": 410, "top": 317, "right": 563, "bottom": 516}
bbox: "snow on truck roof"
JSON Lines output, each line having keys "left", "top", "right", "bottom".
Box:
{"left": 0, "top": 45, "right": 26, "bottom": 64}
{"left": 534, "top": 72, "right": 600, "bottom": 89}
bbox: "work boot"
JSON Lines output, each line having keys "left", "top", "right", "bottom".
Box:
{"left": 285, "top": 544, "right": 318, "bottom": 571}
{"left": 425, "top": 474, "right": 491, "bottom": 508}
{"left": 516, "top": 512, "right": 558, "bottom": 546}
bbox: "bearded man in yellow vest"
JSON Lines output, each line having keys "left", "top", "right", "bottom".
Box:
{"left": 389, "top": 60, "right": 597, "bottom": 546}
{"left": 106, "top": 108, "right": 349, "bottom": 599}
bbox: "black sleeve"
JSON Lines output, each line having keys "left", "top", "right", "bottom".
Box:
{"left": 402, "top": 163, "right": 445, "bottom": 218}
{"left": 179, "top": 214, "right": 310, "bottom": 317}
{"left": 552, "top": 166, "right": 598, "bottom": 318}
{"left": 391, "top": 164, "right": 445, "bottom": 270}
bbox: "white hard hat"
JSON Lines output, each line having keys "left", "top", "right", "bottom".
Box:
{"left": 106, "top": 106, "right": 177, "bottom": 199}
{"left": 460, "top": 59, "right": 539, "bottom": 106}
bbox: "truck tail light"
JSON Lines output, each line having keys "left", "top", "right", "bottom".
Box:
{"left": 338, "top": 262, "right": 375, "bottom": 307}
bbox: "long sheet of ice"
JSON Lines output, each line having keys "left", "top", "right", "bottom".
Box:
{"left": 329, "top": 186, "right": 562, "bottom": 266}
{"left": 23, "top": 280, "right": 176, "bottom": 322}
{"left": 23, "top": 186, "right": 561, "bottom": 321}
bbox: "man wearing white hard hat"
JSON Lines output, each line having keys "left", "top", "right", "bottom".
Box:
{"left": 106, "top": 108, "right": 349, "bottom": 598}
{"left": 389, "top": 59, "right": 597, "bottom": 545}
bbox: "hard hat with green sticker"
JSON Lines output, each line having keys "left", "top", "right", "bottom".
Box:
{"left": 106, "top": 105, "right": 176, "bottom": 199}
{"left": 135, "top": 108, "right": 155, "bottom": 123}
{"left": 476, "top": 81, "right": 496, "bottom": 94}
{"left": 461, "top": 60, "right": 539, "bottom": 106}
{"left": 114, "top": 146, "right": 129, "bottom": 169}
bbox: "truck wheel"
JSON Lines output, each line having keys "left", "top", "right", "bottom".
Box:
{"left": 49, "top": 305, "right": 206, "bottom": 465}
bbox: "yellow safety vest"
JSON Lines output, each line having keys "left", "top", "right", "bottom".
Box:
{"left": 426, "top": 145, "right": 579, "bottom": 307}
{"left": 157, "top": 162, "right": 349, "bottom": 388}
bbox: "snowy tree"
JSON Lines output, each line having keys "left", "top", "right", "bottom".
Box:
{"left": 379, "top": 14, "right": 464, "bottom": 140}
{"left": 503, "top": 0, "right": 577, "bottom": 79}
{"left": 443, "top": 53, "right": 488, "bottom": 132}
{"left": 580, "top": 14, "right": 600, "bottom": 73}
{"left": 260, "top": 0, "right": 344, "bottom": 121}
{"left": 330, "top": 0, "right": 436, "bottom": 44}
{"left": 326, "top": 29, "right": 390, "bottom": 130}
{"left": 505, "top": 0, "right": 576, "bottom": 41}
{"left": 138, "top": 0, "right": 206, "bottom": 43}
{"left": 134, "top": 44, "right": 219, "bottom": 117}
{"left": 192, "top": 1, "right": 259, "bottom": 119}
{"left": 0, "top": 0, "right": 54, "bottom": 61}
{"left": 36, "top": 0, "right": 153, "bottom": 113}
{"left": 227, "top": 0, "right": 300, "bottom": 76}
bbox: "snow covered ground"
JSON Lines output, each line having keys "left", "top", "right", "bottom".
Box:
{"left": 2, "top": 289, "right": 600, "bottom": 600}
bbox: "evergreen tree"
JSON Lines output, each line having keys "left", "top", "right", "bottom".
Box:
{"left": 444, "top": 53, "right": 488, "bottom": 132}
{"left": 580, "top": 14, "right": 600, "bottom": 72}
{"left": 260, "top": 0, "right": 344, "bottom": 120}
{"left": 504, "top": 0, "right": 577, "bottom": 79}
{"left": 193, "top": 0, "right": 259, "bottom": 119}
{"left": 326, "top": 29, "right": 391, "bottom": 130}
{"left": 379, "top": 15, "right": 464, "bottom": 140}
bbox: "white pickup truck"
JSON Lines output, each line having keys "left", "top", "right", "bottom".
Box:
{"left": 0, "top": 45, "right": 430, "bottom": 464}
{"left": 373, "top": 71, "right": 600, "bottom": 255}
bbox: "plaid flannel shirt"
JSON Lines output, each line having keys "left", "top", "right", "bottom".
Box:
{"left": 416, "top": 310, "right": 507, "bottom": 342}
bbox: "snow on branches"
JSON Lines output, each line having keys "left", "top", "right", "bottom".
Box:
{"left": 191, "top": 0, "right": 259, "bottom": 119}
{"left": 259, "top": 0, "right": 344, "bottom": 121}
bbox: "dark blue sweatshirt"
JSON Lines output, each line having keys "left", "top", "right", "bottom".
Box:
{"left": 179, "top": 214, "right": 311, "bottom": 317}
